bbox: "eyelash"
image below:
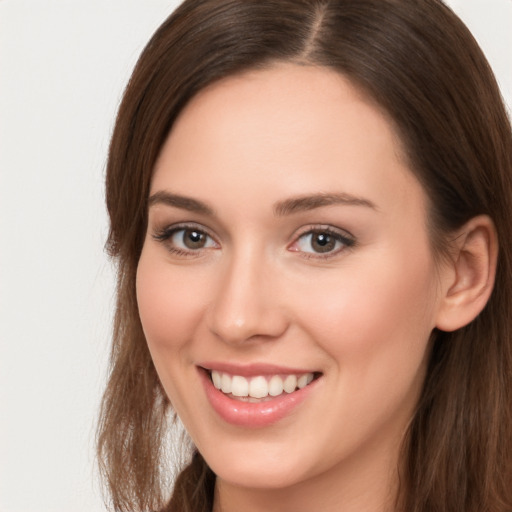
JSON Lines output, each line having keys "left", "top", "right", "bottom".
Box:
{"left": 290, "top": 226, "right": 356, "bottom": 259}
{"left": 151, "top": 223, "right": 356, "bottom": 259}
{"left": 152, "top": 223, "right": 219, "bottom": 257}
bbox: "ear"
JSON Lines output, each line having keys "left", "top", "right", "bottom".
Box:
{"left": 435, "top": 215, "right": 498, "bottom": 332}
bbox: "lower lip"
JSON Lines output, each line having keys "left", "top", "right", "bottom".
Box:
{"left": 199, "top": 369, "right": 319, "bottom": 428}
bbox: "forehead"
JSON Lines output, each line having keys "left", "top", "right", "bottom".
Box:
{"left": 151, "top": 63, "right": 424, "bottom": 222}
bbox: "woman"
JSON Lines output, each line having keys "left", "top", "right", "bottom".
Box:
{"left": 97, "top": 0, "right": 512, "bottom": 511}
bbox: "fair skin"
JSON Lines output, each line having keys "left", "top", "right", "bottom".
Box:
{"left": 136, "top": 64, "right": 497, "bottom": 512}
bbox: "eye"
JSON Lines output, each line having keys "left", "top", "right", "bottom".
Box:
{"left": 152, "top": 224, "right": 218, "bottom": 255}
{"left": 289, "top": 228, "right": 355, "bottom": 257}
{"left": 171, "top": 228, "right": 216, "bottom": 250}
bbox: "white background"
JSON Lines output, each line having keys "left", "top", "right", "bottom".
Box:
{"left": 0, "top": 1, "right": 510, "bottom": 511}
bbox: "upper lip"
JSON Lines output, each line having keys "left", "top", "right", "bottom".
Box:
{"left": 198, "top": 361, "right": 319, "bottom": 377}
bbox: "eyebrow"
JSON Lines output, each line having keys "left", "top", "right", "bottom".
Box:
{"left": 148, "top": 191, "right": 215, "bottom": 215}
{"left": 147, "top": 190, "right": 376, "bottom": 217}
{"left": 273, "top": 192, "right": 377, "bottom": 216}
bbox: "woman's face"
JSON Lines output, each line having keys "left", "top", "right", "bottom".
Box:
{"left": 137, "top": 64, "right": 446, "bottom": 493}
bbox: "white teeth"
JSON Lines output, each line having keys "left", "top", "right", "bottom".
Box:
{"left": 231, "top": 375, "right": 249, "bottom": 397}
{"left": 212, "top": 370, "right": 222, "bottom": 389}
{"left": 297, "top": 373, "right": 313, "bottom": 389}
{"left": 268, "top": 375, "right": 284, "bottom": 396}
{"left": 249, "top": 376, "right": 268, "bottom": 398}
{"left": 283, "top": 374, "right": 297, "bottom": 393}
{"left": 210, "top": 371, "right": 315, "bottom": 399}
{"left": 221, "top": 373, "right": 232, "bottom": 394}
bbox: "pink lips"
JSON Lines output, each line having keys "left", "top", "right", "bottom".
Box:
{"left": 198, "top": 363, "right": 320, "bottom": 428}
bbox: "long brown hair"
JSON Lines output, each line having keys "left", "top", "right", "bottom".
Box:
{"left": 97, "top": 1, "right": 512, "bottom": 511}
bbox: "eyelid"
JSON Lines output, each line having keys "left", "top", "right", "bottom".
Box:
{"left": 288, "top": 224, "right": 356, "bottom": 258}
{"left": 150, "top": 221, "right": 355, "bottom": 259}
{"left": 151, "top": 222, "right": 220, "bottom": 254}
{"left": 292, "top": 224, "right": 355, "bottom": 239}
{"left": 152, "top": 221, "right": 214, "bottom": 240}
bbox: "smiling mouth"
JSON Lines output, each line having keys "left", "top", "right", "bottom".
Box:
{"left": 207, "top": 370, "right": 321, "bottom": 402}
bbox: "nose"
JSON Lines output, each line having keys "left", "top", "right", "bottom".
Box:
{"left": 206, "top": 250, "right": 289, "bottom": 345}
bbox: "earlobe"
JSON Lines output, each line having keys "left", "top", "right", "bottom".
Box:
{"left": 435, "top": 215, "right": 498, "bottom": 332}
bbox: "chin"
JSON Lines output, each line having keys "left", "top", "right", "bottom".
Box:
{"left": 200, "top": 439, "right": 319, "bottom": 491}
{"left": 212, "top": 460, "right": 306, "bottom": 490}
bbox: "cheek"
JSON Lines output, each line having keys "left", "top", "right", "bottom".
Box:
{"left": 288, "top": 251, "right": 438, "bottom": 449}
{"left": 136, "top": 252, "right": 207, "bottom": 356}
{"left": 293, "top": 246, "right": 439, "bottom": 378}
{"left": 136, "top": 251, "right": 214, "bottom": 422}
